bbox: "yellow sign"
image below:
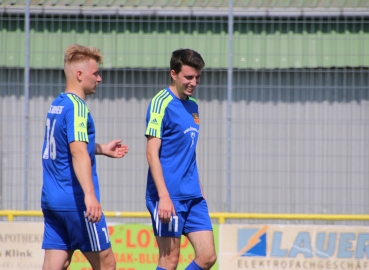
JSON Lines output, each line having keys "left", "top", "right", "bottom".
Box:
{"left": 0, "top": 221, "right": 219, "bottom": 270}
{"left": 69, "top": 223, "right": 219, "bottom": 270}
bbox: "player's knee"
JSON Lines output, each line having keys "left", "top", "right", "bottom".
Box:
{"left": 104, "top": 257, "right": 116, "bottom": 270}
{"left": 161, "top": 255, "right": 180, "bottom": 269}
{"left": 207, "top": 253, "right": 217, "bottom": 267}
{"left": 199, "top": 253, "right": 217, "bottom": 269}
{"left": 62, "top": 259, "right": 71, "bottom": 270}
{"left": 168, "top": 257, "right": 180, "bottom": 269}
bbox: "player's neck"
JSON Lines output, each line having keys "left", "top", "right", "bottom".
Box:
{"left": 168, "top": 86, "right": 187, "bottom": 100}
{"left": 64, "top": 85, "right": 86, "bottom": 100}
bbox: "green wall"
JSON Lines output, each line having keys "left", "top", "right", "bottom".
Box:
{"left": 1, "top": 16, "right": 368, "bottom": 69}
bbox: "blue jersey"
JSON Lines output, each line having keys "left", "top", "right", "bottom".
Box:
{"left": 145, "top": 88, "right": 202, "bottom": 200}
{"left": 41, "top": 93, "right": 99, "bottom": 211}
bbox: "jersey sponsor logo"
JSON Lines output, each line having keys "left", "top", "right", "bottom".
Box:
{"left": 183, "top": 126, "right": 199, "bottom": 134}
{"left": 78, "top": 122, "right": 86, "bottom": 128}
{"left": 192, "top": 113, "right": 200, "bottom": 124}
{"left": 184, "top": 127, "right": 199, "bottom": 148}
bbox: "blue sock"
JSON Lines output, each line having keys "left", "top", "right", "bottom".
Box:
{"left": 156, "top": 267, "right": 166, "bottom": 270}
{"left": 185, "top": 260, "right": 204, "bottom": 270}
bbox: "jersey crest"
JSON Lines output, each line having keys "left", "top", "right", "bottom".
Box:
{"left": 192, "top": 113, "right": 200, "bottom": 124}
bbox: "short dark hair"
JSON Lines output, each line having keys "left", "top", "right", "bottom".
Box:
{"left": 170, "top": 49, "right": 205, "bottom": 74}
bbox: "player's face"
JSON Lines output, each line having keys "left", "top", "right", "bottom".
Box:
{"left": 170, "top": 65, "right": 201, "bottom": 100}
{"left": 81, "top": 59, "right": 102, "bottom": 95}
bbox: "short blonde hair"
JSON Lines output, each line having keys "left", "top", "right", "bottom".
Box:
{"left": 64, "top": 44, "right": 103, "bottom": 65}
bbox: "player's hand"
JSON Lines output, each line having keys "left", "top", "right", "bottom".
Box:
{"left": 158, "top": 196, "right": 176, "bottom": 224}
{"left": 96, "top": 140, "right": 129, "bottom": 158}
{"left": 105, "top": 139, "right": 129, "bottom": 158}
{"left": 84, "top": 194, "right": 102, "bottom": 223}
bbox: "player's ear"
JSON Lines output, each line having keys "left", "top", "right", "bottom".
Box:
{"left": 170, "top": 70, "right": 177, "bottom": 81}
{"left": 76, "top": 70, "right": 83, "bottom": 81}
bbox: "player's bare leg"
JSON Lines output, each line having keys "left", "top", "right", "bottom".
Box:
{"left": 156, "top": 236, "right": 181, "bottom": 270}
{"left": 84, "top": 247, "right": 116, "bottom": 270}
{"left": 42, "top": 249, "right": 74, "bottom": 270}
{"left": 187, "top": 230, "right": 217, "bottom": 269}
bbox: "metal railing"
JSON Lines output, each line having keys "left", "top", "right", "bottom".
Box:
{"left": 1, "top": 210, "right": 369, "bottom": 224}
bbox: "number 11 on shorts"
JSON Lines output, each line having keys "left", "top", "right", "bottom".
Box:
{"left": 168, "top": 216, "right": 178, "bottom": 232}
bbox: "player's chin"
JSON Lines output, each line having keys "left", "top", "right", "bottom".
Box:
{"left": 186, "top": 89, "right": 195, "bottom": 95}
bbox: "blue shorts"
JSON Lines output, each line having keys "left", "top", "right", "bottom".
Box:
{"left": 42, "top": 209, "right": 111, "bottom": 252}
{"left": 146, "top": 197, "right": 213, "bottom": 238}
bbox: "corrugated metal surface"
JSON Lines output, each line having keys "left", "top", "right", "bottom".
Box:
{"left": 1, "top": 0, "right": 369, "bottom": 8}
{"left": 2, "top": 1, "right": 369, "bottom": 21}
{"left": 1, "top": 17, "right": 369, "bottom": 69}
{"left": 1, "top": 68, "right": 368, "bottom": 224}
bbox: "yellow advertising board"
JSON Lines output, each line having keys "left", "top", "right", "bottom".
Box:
{"left": 69, "top": 223, "right": 219, "bottom": 270}
{"left": 219, "top": 224, "right": 369, "bottom": 270}
{"left": 0, "top": 222, "right": 219, "bottom": 270}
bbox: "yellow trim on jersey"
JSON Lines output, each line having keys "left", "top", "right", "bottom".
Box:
{"left": 146, "top": 89, "right": 173, "bottom": 138}
{"left": 67, "top": 94, "right": 89, "bottom": 142}
{"left": 188, "top": 96, "right": 197, "bottom": 104}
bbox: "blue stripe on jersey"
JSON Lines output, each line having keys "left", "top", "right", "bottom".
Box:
{"left": 149, "top": 128, "right": 156, "bottom": 137}
{"left": 78, "top": 131, "right": 86, "bottom": 141}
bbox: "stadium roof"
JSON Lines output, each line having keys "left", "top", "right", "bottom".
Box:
{"left": 1, "top": 0, "right": 369, "bottom": 17}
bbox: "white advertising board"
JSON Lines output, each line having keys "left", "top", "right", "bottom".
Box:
{"left": 0, "top": 222, "right": 44, "bottom": 269}
{"left": 219, "top": 224, "right": 369, "bottom": 270}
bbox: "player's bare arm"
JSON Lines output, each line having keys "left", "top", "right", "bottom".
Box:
{"left": 95, "top": 139, "right": 129, "bottom": 158}
{"left": 70, "top": 141, "right": 102, "bottom": 222}
{"left": 199, "top": 178, "right": 206, "bottom": 199}
{"left": 146, "top": 136, "right": 176, "bottom": 223}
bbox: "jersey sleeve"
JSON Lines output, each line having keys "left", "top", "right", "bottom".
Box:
{"left": 66, "top": 94, "right": 89, "bottom": 144}
{"left": 145, "top": 89, "right": 173, "bottom": 139}
{"left": 145, "top": 105, "right": 164, "bottom": 138}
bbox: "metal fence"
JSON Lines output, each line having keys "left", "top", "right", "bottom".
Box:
{"left": 0, "top": 2, "right": 368, "bottom": 225}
